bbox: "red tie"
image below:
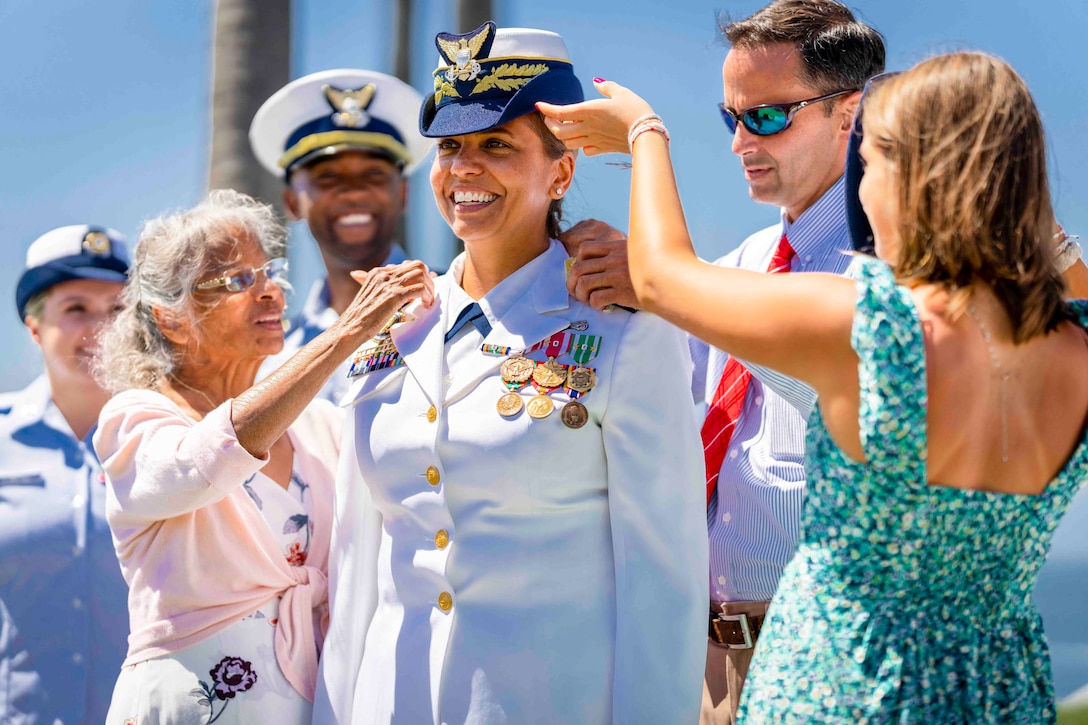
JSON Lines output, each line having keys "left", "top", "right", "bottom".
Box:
{"left": 701, "top": 233, "right": 796, "bottom": 506}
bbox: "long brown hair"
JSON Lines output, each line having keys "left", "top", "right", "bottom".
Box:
{"left": 863, "top": 52, "right": 1067, "bottom": 342}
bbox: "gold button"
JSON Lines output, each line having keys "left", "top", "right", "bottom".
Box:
{"left": 425, "top": 466, "right": 441, "bottom": 486}
{"left": 437, "top": 591, "right": 453, "bottom": 611}
{"left": 435, "top": 530, "right": 449, "bottom": 549}
{"left": 426, "top": 405, "right": 438, "bottom": 423}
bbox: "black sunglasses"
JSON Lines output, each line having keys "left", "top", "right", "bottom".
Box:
{"left": 718, "top": 89, "right": 857, "bottom": 137}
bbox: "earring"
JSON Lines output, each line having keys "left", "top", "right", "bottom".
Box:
{"left": 556, "top": 187, "right": 565, "bottom": 196}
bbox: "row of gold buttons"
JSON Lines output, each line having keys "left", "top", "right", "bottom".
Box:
{"left": 425, "top": 404, "right": 450, "bottom": 611}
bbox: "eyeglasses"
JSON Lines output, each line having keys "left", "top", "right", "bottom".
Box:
{"left": 192, "top": 257, "right": 290, "bottom": 293}
{"left": 718, "top": 89, "right": 857, "bottom": 137}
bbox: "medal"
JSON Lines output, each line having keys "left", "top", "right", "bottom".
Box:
{"left": 498, "top": 355, "right": 535, "bottom": 419}
{"left": 543, "top": 332, "right": 573, "bottom": 359}
{"left": 348, "top": 334, "right": 404, "bottom": 378}
{"left": 568, "top": 334, "right": 601, "bottom": 365}
{"left": 526, "top": 354, "right": 565, "bottom": 422}
{"left": 527, "top": 394, "right": 554, "bottom": 419}
{"left": 482, "top": 331, "right": 571, "bottom": 358}
{"left": 483, "top": 332, "right": 582, "bottom": 422}
{"left": 500, "top": 355, "right": 535, "bottom": 385}
{"left": 532, "top": 357, "right": 567, "bottom": 388}
{"left": 566, "top": 366, "right": 597, "bottom": 393}
{"left": 561, "top": 400, "right": 589, "bottom": 429}
{"left": 496, "top": 391, "right": 524, "bottom": 417}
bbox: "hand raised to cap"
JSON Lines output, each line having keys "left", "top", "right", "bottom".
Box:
{"left": 560, "top": 219, "right": 639, "bottom": 311}
{"left": 537, "top": 80, "right": 656, "bottom": 156}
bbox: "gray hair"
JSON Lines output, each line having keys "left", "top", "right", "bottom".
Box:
{"left": 95, "top": 189, "right": 287, "bottom": 393}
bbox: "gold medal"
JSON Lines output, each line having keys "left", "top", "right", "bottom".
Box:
{"left": 561, "top": 400, "right": 589, "bottom": 429}
{"left": 526, "top": 395, "right": 554, "bottom": 419}
{"left": 566, "top": 366, "right": 597, "bottom": 393}
{"left": 500, "top": 356, "right": 535, "bottom": 385}
{"left": 496, "top": 392, "right": 524, "bottom": 418}
{"left": 532, "top": 357, "right": 567, "bottom": 389}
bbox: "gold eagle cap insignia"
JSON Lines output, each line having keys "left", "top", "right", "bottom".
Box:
{"left": 437, "top": 22, "right": 493, "bottom": 83}
{"left": 82, "top": 231, "right": 111, "bottom": 256}
{"left": 323, "top": 84, "right": 376, "bottom": 129}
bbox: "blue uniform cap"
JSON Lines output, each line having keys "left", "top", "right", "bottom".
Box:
{"left": 16, "top": 225, "right": 130, "bottom": 319}
{"left": 420, "top": 23, "right": 585, "bottom": 138}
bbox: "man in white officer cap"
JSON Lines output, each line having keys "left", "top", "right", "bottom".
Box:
{"left": 250, "top": 69, "right": 431, "bottom": 403}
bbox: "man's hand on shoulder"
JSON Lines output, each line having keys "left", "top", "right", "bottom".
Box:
{"left": 559, "top": 219, "right": 639, "bottom": 311}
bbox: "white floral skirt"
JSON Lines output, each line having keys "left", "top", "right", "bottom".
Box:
{"left": 105, "top": 598, "right": 311, "bottom": 725}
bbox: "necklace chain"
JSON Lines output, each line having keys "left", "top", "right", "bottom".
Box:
{"left": 966, "top": 302, "right": 1012, "bottom": 464}
{"left": 169, "top": 373, "right": 218, "bottom": 412}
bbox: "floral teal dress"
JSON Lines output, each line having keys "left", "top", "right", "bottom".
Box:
{"left": 737, "top": 258, "right": 1088, "bottom": 724}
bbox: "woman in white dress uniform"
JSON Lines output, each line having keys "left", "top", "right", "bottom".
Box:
{"left": 314, "top": 23, "right": 708, "bottom": 725}
{"left": 91, "top": 190, "right": 433, "bottom": 724}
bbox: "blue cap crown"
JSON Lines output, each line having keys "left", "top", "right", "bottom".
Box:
{"left": 420, "top": 22, "right": 584, "bottom": 138}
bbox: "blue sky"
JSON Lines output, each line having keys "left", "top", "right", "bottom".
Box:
{"left": 2, "top": 0, "right": 1086, "bottom": 389}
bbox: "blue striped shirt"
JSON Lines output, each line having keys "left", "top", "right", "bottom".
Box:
{"left": 690, "top": 176, "right": 853, "bottom": 602}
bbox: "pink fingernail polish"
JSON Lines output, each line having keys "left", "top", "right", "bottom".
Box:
{"left": 593, "top": 77, "right": 605, "bottom": 84}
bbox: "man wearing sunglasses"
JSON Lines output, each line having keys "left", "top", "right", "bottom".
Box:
{"left": 691, "top": 2, "right": 884, "bottom": 723}
{"left": 250, "top": 69, "right": 432, "bottom": 404}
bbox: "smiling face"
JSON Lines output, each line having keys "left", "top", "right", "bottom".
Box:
{"left": 178, "top": 231, "right": 288, "bottom": 370}
{"left": 429, "top": 115, "right": 574, "bottom": 253}
{"left": 857, "top": 134, "right": 900, "bottom": 264}
{"left": 26, "top": 278, "right": 124, "bottom": 388}
{"left": 283, "top": 150, "right": 407, "bottom": 273}
{"left": 722, "top": 43, "right": 855, "bottom": 222}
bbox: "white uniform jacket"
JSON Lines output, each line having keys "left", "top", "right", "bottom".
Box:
{"left": 314, "top": 241, "right": 708, "bottom": 724}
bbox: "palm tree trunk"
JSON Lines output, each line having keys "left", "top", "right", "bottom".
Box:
{"left": 208, "top": 0, "right": 291, "bottom": 206}
{"left": 394, "top": 0, "right": 412, "bottom": 84}
{"left": 457, "top": 0, "right": 492, "bottom": 32}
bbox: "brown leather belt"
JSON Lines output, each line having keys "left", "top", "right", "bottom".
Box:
{"left": 708, "top": 608, "right": 764, "bottom": 649}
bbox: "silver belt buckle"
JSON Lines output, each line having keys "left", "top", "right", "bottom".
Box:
{"left": 716, "top": 611, "right": 754, "bottom": 650}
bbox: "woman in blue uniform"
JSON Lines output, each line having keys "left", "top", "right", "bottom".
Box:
{"left": 0, "top": 225, "right": 131, "bottom": 724}
{"left": 315, "top": 23, "right": 708, "bottom": 725}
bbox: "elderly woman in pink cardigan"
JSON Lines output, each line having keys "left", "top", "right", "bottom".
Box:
{"left": 92, "top": 190, "right": 433, "bottom": 724}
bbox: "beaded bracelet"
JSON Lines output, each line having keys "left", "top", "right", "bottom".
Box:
{"left": 628, "top": 113, "right": 661, "bottom": 130}
{"left": 627, "top": 115, "right": 670, "bottom": 148}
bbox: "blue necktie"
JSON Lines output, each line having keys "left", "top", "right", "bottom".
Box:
{"left": 445, "top": 302, "right": 492, "bottom": 343}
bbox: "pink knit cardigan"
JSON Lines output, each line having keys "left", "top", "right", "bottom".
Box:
{"left": 93, "top": 389, "right": 340, "bottom": 702}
